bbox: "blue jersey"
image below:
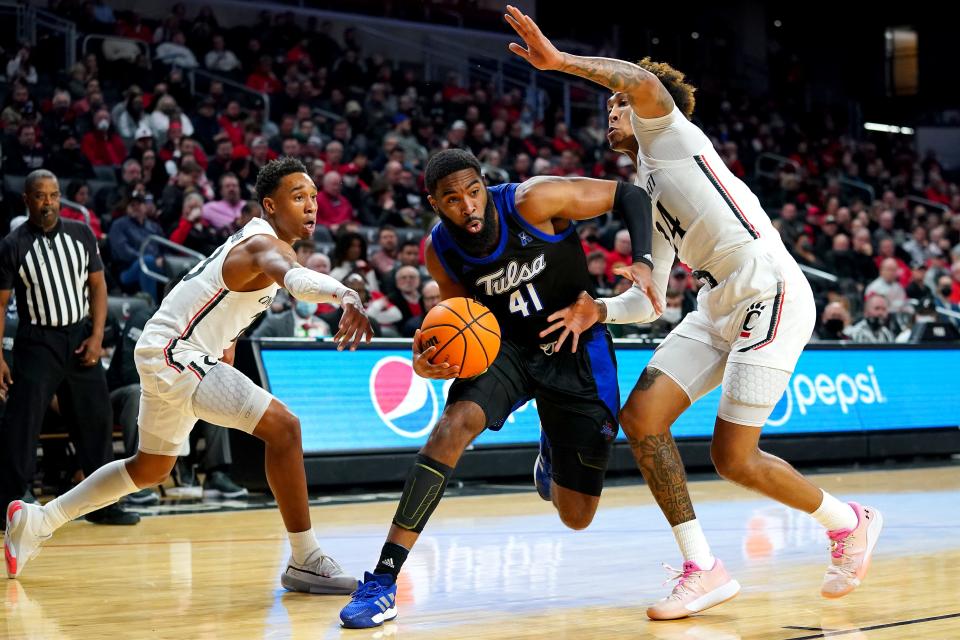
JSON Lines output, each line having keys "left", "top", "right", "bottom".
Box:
{"left": 431, "top": 183, "right": 595, "bottom": 345}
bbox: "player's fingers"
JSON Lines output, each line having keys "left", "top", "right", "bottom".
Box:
{"left": 571, "top": 331, "right": 580, "bottom": 353}
{"left": 612, "top": 265, "right": 634, "bottom": 282}
{"left": 539, "top": 319, "right": 566, "bottom": 338}
{"left": 504, "top": 12, "right": 523, "bottom": 32}
{"left": 365, "top": 324, "right": 374, "bottom": 343}
{"left": 419, "top": 345, "right": 437, "bottom": 360}
{"left": 648, "top": 286, "right": 664, "bottom": 315}
{"left": 545, "top": 309, "right": 567, "bottom": 323}
{"left": 555, "top": 326, "right": 571, "bottom": 352}
{"left": 507, "top": 42, "right": 530, "bottom": 60}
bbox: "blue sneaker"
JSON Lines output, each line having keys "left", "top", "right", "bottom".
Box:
{"left": 339, "top": 571, "right": 398, "bottom": 629}
{"left": 534, "top": 430, "right": 552, "bottom": 501}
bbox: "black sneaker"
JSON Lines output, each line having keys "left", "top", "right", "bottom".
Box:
{"left": 85, "top": 503, "right": 141, "bottom": 525}
{"left": 202, "top": 471, "right": 249, "bottom": 499}
{"left": 122, "top": 488, "right": 160, "bottom": 506}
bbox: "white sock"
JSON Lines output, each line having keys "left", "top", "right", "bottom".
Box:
{"left": 810, "top": 490, "right": 858, "bottom": 531}
{"left": 39, "top": 460, "right": 139, "bottom": 537}
{"left": 672, "top": 519, "right": 715, "bottom": 569}
{"left": 288, "top": 529, "right": 323, "bottom": 565}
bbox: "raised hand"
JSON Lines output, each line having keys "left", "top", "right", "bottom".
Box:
{"left": 504, "top": 5, "right": 564, "bottom": 71}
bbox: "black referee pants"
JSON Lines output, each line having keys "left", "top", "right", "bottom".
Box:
{"left": 0, "top": 323, "right": 113, "bottom": 507}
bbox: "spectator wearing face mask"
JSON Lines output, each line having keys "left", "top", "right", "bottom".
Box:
{"left": 80, "top": 109, "right": 126, "bottom": 166}
{"left": 847, "top": 294, "right": 896, "bottom": 343}
{"left": 647, "top": 288, "right": 686, "bottom": 338}
{"left": 252, "top": 297, "right": 332, "bottom": 339}
{"left": 933, "top": 273, "right": 960, "bottom": 327}
{"left": 816, "top": 301, "right": 852, "bottom": 341}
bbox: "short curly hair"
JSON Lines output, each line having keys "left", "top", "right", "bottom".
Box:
{"left": 424, "top": 149, "right": 482, "bottom": 195}
{"left": 254, "top": 156, "right": 308, "bottom": 207}
{"left": 637, "top": 57, "right": 696, "bottom": 119}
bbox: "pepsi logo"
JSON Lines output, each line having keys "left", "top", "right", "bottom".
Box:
{"left": 369, "top": 356, "right": 439, "bottom": 438}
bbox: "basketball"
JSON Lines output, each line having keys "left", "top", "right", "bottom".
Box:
{"left": 419, "top": 297, "right": 501, "bottom": 378}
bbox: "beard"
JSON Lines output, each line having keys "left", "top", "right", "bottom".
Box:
{"left": 440, "top": 195, "right": 499, "bottom": 257}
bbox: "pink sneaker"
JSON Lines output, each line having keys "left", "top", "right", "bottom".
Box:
{"left": 646, "top": 558, "right": 741, "bottom": 621}
{"left": 821, "top": 502, "right": 883, "bottom": 599}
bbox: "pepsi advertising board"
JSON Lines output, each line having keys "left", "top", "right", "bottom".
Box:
{"left": 256, "top": 342, "right": 960, "bottom": 455}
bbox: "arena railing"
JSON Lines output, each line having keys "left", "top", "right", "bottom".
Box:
{"left": 838, "top": 177, "right": 876, "bottom": 205}
{"left": 138, "top": 235, "right": 206, "bottom": 285}
{"left": 1, "top": 1, "right": 77, "bottom": 70}
{"left": 186, "top": 67, "right": 272, "bottom": 125}
{"left": 59, "top": 197, "right": 92, "bottom": 228}
{"left": 905, "top": 195, "right": 950, "bottom": 215}
{"left": 82, "top": 35, "right": 151, "bottom": 70}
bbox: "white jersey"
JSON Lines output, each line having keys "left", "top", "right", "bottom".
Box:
{"left": 137, "top": 217, "right": 281, "bottom": 363}
{"left": 631, "top": 107, "right": 788, "bottom": 274}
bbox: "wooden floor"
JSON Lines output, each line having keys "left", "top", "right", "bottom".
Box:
{"left": 4, "top": 465, "right": 960, "bottom": 640}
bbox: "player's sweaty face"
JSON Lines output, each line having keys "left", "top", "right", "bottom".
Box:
{"left": 606, "top": 92, "right": 637, "bottom": 153}
{"left": 431, "top": 168, "right": 499, "bottom": 256}
{"left": 432, "top": 169, "right": 488, "bottom": 231}
{"left": 268, "top": 172, "right": 317, "bottom": 242}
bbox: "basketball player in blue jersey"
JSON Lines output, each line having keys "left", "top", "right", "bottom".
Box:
{"left": 339, "top": 149, "right": 659, "bottom": 628}
{"left": 6, "top": 158, "right": 374, "bottom": 594}
{"left": 507, "top": 5, "right": 884, "bottom": 620}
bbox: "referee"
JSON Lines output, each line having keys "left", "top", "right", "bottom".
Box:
{"left": 0, "top": 169, "right": 138, "bottom": 525}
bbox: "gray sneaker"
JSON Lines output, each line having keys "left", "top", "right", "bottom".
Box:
{"left": 123, "top": 488, "right": 160, "bottom": 506}
{"left": 281, "top": 554, "right": 357, "bottom": 594}
{"left": 202, "top": 471, "right": 249, "bottom": 499}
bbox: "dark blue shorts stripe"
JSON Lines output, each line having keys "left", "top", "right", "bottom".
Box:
{"left": 584, "top": 327, "right": 620, "bottom": 422}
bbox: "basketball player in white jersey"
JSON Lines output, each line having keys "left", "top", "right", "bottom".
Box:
{"left": 5, "top": 158, "right": 373, "bottom": 594}
{"left": 506, "top": 6, "right": 884, "bottom": 619}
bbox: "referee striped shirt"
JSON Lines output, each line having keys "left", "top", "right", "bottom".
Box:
{"left": 0, "top": 219, "right": 103, "bottom": 327}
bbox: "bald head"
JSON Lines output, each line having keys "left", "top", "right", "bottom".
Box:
{"left": 322, "top": 171, "right": 342, "bottom": 196}
{"left": 879, "top": 258, "right": 898, "bottom": 283}
{"left": 305, "top": 252, "right": 331, "bottom": 274}
{"left": 395, "top": 265, "right": 421, "bottom": 295}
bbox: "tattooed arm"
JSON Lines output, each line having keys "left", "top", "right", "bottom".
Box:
{"left": 504, "top": 5, "right": 674, "bottom": 119}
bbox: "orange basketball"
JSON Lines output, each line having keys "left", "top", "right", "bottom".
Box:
{"left": 419, "top": 297, "right": 501, "bottom": 378}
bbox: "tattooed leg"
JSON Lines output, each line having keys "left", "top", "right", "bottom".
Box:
{"left": 628, "top": 432, "right": 695, "bottom": 525}
{"left": 619, "top": 366, "right": 696, "bottom": 526}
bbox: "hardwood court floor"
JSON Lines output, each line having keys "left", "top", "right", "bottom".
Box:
{"left": 4, "top": 465, "right": 959, "bottom": 640}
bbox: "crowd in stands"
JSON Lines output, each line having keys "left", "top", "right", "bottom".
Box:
{"left": 2, "top": 1, "right": 959, "bottom": 345}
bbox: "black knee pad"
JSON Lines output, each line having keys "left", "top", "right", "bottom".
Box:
{"left": 392, "top": 454, "right": 454, "bottom": 533}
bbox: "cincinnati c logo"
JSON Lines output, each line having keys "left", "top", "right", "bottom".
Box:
{"left": 740, "top": 302, "right": 766, "bottom": 338}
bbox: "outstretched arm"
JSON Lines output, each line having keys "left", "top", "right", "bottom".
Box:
{"left": 504, "top": 5, "right": 674, "bottom": 119}
{"left": 247, "top": 236, "right": 374, "bottom": 351}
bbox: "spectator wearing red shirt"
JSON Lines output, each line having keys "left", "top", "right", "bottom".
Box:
{"left": 950, "top": 261, "right": 960, "bottom": 305}
{"left": 873, "top": 238, "right": 911, "bottom": 288}
{"left": 606, "top": 229, "right": 633, "bottom": 279}
{"left": 316, "top": 171, "right": 356, "bottom": 230}
{"left": 246, "top": 56, "right": 282, "bottom": 94}
{"left": 217, "top": 100, "right": 246, "bottom": 147}
{"left": 61, "top": 181, "right": 104, "bottom": 239}
{"left": 551, "top": 122, "right": 583, "bottom": 156}
{"left": 81, "top": 109, "right": 126, "bottom": 166}
{"left": 551, "top": 149, "right": 586, "bottom": 178}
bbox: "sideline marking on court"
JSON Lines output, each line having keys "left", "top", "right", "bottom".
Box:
{"left": 783, "top": 612, "right": 960, "bottom": 639}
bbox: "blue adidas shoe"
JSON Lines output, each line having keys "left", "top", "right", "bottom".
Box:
{"left": 339, "top": 571, "right": 398, "bottom": 629}
{"left": 534, "top": 429, "right": 552, "bottom": 501}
